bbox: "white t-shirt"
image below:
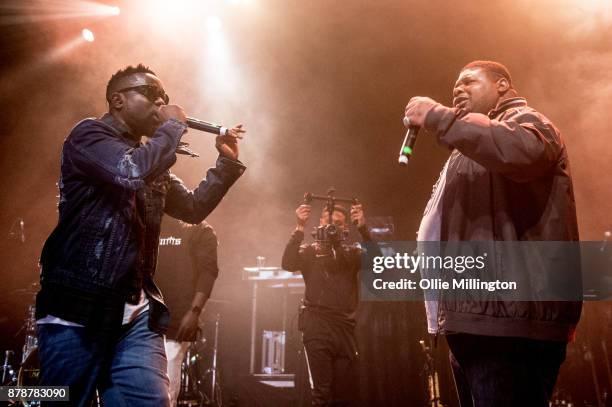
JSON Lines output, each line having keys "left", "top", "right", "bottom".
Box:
{"left": 417, "top": 158, "right": 450, "bottom": 334}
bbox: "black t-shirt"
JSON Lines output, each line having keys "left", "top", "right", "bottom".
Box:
{"left": 155, "top": 218, "right": 218, "bottom": 339}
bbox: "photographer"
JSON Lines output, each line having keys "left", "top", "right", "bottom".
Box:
{"left": 282, "top": 202, "right": 371, "bottom": 406}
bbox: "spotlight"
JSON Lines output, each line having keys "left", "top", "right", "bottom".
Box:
{"left": 109, "top": 6, "right": 120, "bottom": 16}
{"left": 206, "top": 16, "right": 222, "bottom": 32}
{"left": 82, "top": 28, "right": 95, "bottom": 42}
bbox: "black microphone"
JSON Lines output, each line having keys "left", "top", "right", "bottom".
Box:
{"left": 398, "top": 116, "right": 420, "bottom": 165}
{"left": 186, "top": 117, "right": 229, "bottom": 136}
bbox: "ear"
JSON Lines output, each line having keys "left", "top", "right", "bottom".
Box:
{"left": 496, "top": 77, "right": 511, "bottom": 94}
{"left": 109, "top": 92, "right": 125, "bottom": 110}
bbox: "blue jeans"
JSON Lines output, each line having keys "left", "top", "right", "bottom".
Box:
{"left": 446, "top": 333, "right": 567, "bottom": 407}
{"left": 37, "top": 311, "right": 170, "bottom": 407}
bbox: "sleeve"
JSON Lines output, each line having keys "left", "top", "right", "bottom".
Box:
{"left": 357, "top": 225, "right": 373, "bottom": 242}
{"left": 189, "top": 223, "right": 219, "bottom": 298}
{"left": 164, "top": 156, "right": 246, "bottom": 224}
{"left": 355, "top": 225, "right": 381, "bottom": 271}
{"left": 281, "top": 230, "right": 309, "bottom": 273}
{"left": 64, "top": 118, "right": 187, "bottom": 190}
{"left": 424, "top": 104, "right": 563, "bottom": 182}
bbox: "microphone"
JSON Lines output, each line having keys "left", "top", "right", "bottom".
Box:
{"left": 186, "top": 117, "right": 228, "bottom": 136}
{"left": 398, "top": 116, "right": 420, "bottom": 166}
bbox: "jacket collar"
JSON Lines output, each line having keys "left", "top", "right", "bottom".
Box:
{"left": 487, "top": 97, "right": 527, "bottom": 118}
{"left": 100, "top": 113, "right": 140, "bottom": 146}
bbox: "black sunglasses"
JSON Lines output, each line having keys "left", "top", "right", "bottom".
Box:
{"left": 118, "top": 85, "right": 169, "bottom": 104}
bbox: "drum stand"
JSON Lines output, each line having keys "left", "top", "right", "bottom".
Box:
{"left": 178, "top": 342, "right": 204, "bottom": 407}
{"left": 178, "top": 313, "right": 223, "bottom": 407}
{"left": 419, "top": 339, "right": 445, "bottom": 407}
{"left": 206, "top": 313, "right": 222, "bottom": 406}
{"left": 1, "top": 350, "right": 16, "bottom": 385}
{"left": 22, "top": 305, "right": 38, "bottom": 363}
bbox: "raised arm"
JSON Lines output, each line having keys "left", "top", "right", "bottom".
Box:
{"left": 65, "top": 118, "right": 187, "bottom": 190}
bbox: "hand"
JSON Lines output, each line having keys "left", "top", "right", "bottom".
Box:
{"left": 227, "top": 123, "right": 246, "bottom": 139}
{"left": 215, "top": 123, "right": 244, "bottom": 161}
{"left": 350, "top": 204, "right": 365, "bottom": 228}
{"left": 295, "top": 204, "right": 312, "bottom": 230}
{"left": 158, "top": 104, "right": 187, "bottom": 124}
{"left": 176, "top": 310, "right": 200, "bottom": 342}
{"left": 404, "top": 97, "right": 438, "bottom": 128}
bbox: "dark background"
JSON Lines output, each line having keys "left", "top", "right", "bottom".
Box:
{"left": 0, "top": 0, "right": 611, "bottom": 405}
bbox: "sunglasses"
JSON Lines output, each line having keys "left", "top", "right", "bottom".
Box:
{"left": 119, "top": 85, "right": 169, "bottom": 104}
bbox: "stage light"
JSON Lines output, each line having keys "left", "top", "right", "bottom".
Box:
{"left": 199, "top": 13, "right": 239, "bottom": 97}
{"left": 146, "top": 0, "right": 206, "bottom": 24}
{"left": 0, "top": 1, "right": 122, "bottom": 25}
{"left": 206, "top": 16, "right": 223, "bottom": 32}
{"left": 225, "top": 0, "right": 255, "bottom": 4}
{"left": 82, "top": 28, "right": 95, "bottom": 42}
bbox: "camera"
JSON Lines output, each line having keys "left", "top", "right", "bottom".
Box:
{"left": 313, "top": 223, "right": 349, "bottom": 245}
{"left": 303, "top": 188, "right": 358, "bottom": 245}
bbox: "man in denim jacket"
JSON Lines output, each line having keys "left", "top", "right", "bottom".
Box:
{"left": 35, "top": 64, "right": 246, "bottom": 406}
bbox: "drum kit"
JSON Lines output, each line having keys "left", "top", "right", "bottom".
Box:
{"left": 1, "top": 283, "right": 41, "bottom": 407}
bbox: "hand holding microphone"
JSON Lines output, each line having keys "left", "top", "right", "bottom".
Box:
{"left": 404, "top": 96, "right": 437, "bottom": 127}
{"left": 159, "top": 104, "right": 187, "bottom": 124}
{"left": 158, "top": 104, "right": 243, "bottom": 140}
{"left": 399, "top": 96, "right": 438, "bottom": 165}
{"left": 215, "top": 123, "right": 245, "bottom": 161}
{"left": 399, "top": 117, "right": 420, "bottom": 165}
{"left": 157, "top": 101, "right": 246, "bottom": 160}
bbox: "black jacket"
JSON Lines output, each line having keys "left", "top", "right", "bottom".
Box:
{"left": 423, "top": 97, "right": 581, "bottom": 341}
{"left": 281, "top": 226, "right": 373, "bottom": 326}
{"left": 36, "top": 113, "right": 245, "bottom": 333}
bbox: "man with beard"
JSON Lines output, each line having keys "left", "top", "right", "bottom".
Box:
{"left": 404, "top": 60, "right": 581, "bottom": 406}
{"left": 35, "top": 64, "right": 245, "bottom": 406}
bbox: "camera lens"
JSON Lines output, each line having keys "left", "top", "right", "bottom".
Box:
{"left": 326, "top": 224, "right": 338, "bottom": 237}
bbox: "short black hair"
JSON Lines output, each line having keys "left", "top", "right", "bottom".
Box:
{"left": 106, "top": 63, "right": 157, "bottom": 102}
{"left": 462, "top": 60, "right": 512, "bottom": 86}
{"left": 322, "top": 204, "right": 349, "bottom": 220}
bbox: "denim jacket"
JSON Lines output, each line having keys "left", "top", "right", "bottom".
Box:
{"left": 36, "top": 113, "right": 245, "bottom": 333}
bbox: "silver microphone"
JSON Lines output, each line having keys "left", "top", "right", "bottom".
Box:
{"left": 186, "top": 117, "right": 228, "bottom": 136}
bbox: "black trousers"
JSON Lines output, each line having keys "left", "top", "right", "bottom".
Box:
{"left": 446, "top": 333, "right": 567, "bottom": 407}
{"left": 299, "top": 309, "right": 359, "bottom": 407}
{"left": 303, "top": 338, "right": 358, "bottom": 407}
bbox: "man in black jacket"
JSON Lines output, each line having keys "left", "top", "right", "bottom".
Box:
{"left": 282, "top": 203, "right": 370, "bottom": 406}
{"left": 405, "top": 60, "right": 581, "bottom": 406}
{"left": 35, "top": 64, "right": 245, "bottom": 407}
